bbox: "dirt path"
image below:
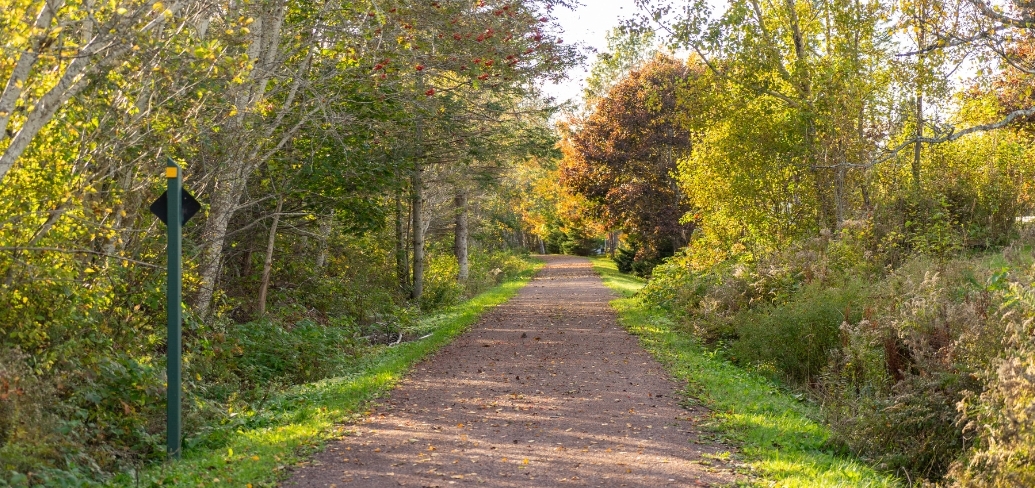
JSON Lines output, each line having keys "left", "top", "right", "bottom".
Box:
{"left": 284, "top": 255, "right": 740, "bottom": 487}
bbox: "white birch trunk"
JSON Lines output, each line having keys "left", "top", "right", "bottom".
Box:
{"left": 454, "top": 190, "right": 469, "bottom": 283}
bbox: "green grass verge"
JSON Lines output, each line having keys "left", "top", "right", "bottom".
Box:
{"left": 118, "top": 260, "right": 542, "bottom": 488}
{"left": 590, "top": 257, "right": 899, "bottom": 488}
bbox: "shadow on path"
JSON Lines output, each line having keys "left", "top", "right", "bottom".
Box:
{"left": 284, "top": 255, "right": 740, "bottom": 487}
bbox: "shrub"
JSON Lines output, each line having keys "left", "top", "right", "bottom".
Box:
{"left": 614, "top": 246, "right": 636, "bottom": 274}
{"left": 0, "top": 348, "right": 64, "bottom": 483}
{"left": 226, "top": 319, "right": 362, "bottom": 387}
{"left": 69, "top": 355, "right": 166, "bottom": 468}
{"left": 641, "top": 227, "right": 1035, "bottom": 483}
{"left": 819, "top": 257, "right": 1013, "bottom": 482}
{"left": 730, "top": 282, "right": 866, "bottom": 384}
{"left": 948, "top": 272, "right": 1035, "bottom": 487}
{"left": 420, "top": 252, "right": 465, "bottom": 310}
{"left": 558, "top": 227, "right": 601, "bottom": 256}
{"left": 464, "top": 247, "right": 529, "bottom": 296}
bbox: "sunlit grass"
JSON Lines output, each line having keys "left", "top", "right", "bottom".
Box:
{"left": 593, "top": 257, "right": 644, "bottom": 298}
{"left": 591, "top": 257, "right": 899, "bottom": 487}
{"left": 120, "top": 259, "right": 543, "bottom": 487}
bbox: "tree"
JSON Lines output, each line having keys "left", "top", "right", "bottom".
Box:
{"left": 583, "top": 28, "right": 659, "bottom": 104}
{"left": 561, "top": 55, "right": 695, "bottom": 269}
{"left": 630, "top": 0, "right": 895, "bottom": 243}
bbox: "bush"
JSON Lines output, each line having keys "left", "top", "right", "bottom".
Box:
{"left": 420, "top": 252, "right": 466, "bottom": 310}
{"left": 0, "top": 348, "right": 64, "bottom": 484}
{"left": 641, "top": 226, "right": 1035, "bottom": 483}
{"left": 948, "top": 268, "right": 1035, "bottom": 487}
{"left": 819, "top": 256, "right": 1023, "bottom": 482}
{"left": 558, "top": 228, "right": 601, "bottom": 256}
{"left": 823, "top": 349, "right": 978, "bottom": 481}
{"left": 226, "top": 319, "right": 362, "bottom": 387}
{"left": 612, "top": 239, "right": 675, "bottom": 277}
{"left": 464, "top": 247, "right": 529, "bottom": 296}
{"left": 614, "top": 246, "right": 636, "bottom": 274}
{"left": 730, "top": 282, "right": 866, "bottom": 384}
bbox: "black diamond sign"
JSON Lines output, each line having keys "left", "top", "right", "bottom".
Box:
{"left": 150, "top": 188, "right": 202, "bottom": 225}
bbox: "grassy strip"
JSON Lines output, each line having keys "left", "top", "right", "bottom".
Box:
{"left": 121, "top": 260, "right": 542, "bottom": 487}
{"left": 590, "top": 257, "right": 899, "bottom": 488}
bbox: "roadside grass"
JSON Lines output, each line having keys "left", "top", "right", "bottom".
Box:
{"left": 119, "top": 260, "right": 542, "bottom": 487}
{"left": 591, "top": 257, "right": 899, "bottom": 488}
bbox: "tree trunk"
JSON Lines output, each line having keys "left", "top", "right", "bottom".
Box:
{"left": 191, "top": 1, "right": 296, "bottom": 319}
{"left": 257, "top": 197, "right": 283, "bottom": 316}
{"left": 453, "top": 190, "right": 469, "bottom": 283}
{"left": 395, "top": 189, "right": 410, "bottom": 292}
{"left": 835, "top": 162, "right": 846, "bottom": 231}
{"left": 912, "top": 16, "right": 926, "bottom": 191}
{"left": 538, "top": 236, "right": 546, "bottom": 255}
{"left": 315, "top": 211, "right": 333, "bottom": 270}
{"left": 0, "top": 1, "right": 61, "bottom": 140}
{"left": 410, "top": 166, "right": 425, "bottom": 301}
{"left": 193, "top": 169, "right": 245, "bottom": 318}
{"left": 913, "top": 92, "right": 923, "bottom": 191}
{"left": 241, "top": 247, "right": 254, "bottom": 278}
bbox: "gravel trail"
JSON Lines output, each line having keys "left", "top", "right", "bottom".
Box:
{"left": 284, "top": 255, "right": 740, "bottom": 487}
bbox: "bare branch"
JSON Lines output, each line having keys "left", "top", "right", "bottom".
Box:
{"left": 852, "top": 105, "right": 1035, "bottom": 169}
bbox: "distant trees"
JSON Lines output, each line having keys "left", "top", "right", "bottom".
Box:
{"left": 560, "top": 55, "right": 696, "bottom": 271}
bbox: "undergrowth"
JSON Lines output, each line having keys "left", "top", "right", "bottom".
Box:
{"left": 624, "top": 221, "right": 1035, "bottom": 486}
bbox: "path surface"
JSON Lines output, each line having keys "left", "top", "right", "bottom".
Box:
{"left": 285, "top": 256, "right": 740, "bottom": 487}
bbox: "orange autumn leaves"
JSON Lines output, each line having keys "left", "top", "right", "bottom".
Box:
{"left": 560, "top": 55, "right": 699, "bottom": 262}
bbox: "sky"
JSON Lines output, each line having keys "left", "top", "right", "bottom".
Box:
{"left": 538, "top": 1, "right": 641, "bottom": 107}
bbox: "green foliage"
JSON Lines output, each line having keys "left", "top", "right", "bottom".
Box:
{"left": 614, "top": 246, "right": 636, "bottom": 274}
{"left": 819, "top": 256, "right": 1015, "bottom": 481}
{"left": 224, "top": 319, "right": 363, "bottom": 387}
{"left": 557, "top": 227, "right": 601, "bottom": 257}
{"left": 542, "top": 223, "right": 601, "bottom": 256}
{"left": 419, "top": 244, "right": 533, "bottom": 310}
{"left": 613, "top": 244, "right": 665, "bottom": 276}
{"left": 731, "top": 282, "right": 866, "bottom": 384}
{"left": 943, "top": 252, "right": 1035, "bottom": 487}
{"left": 0, "top": 348, "right": 63, "bottom": 482}
{"left": 420, "top": 252, "right": 466, "bottom": 310}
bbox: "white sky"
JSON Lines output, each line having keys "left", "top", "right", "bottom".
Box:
{"left": 538, "top": 1, "right": 640, "bottom": 107}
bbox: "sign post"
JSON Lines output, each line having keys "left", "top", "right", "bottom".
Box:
{"left": 149, "top": 158, "right": 201, "bottom": 460}
{"left": 165, "top": 159, "right": 183, "bottom": 460}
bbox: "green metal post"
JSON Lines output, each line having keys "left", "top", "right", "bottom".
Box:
{"left": 166, "top": 158, "right": 183, "bottom": 460}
